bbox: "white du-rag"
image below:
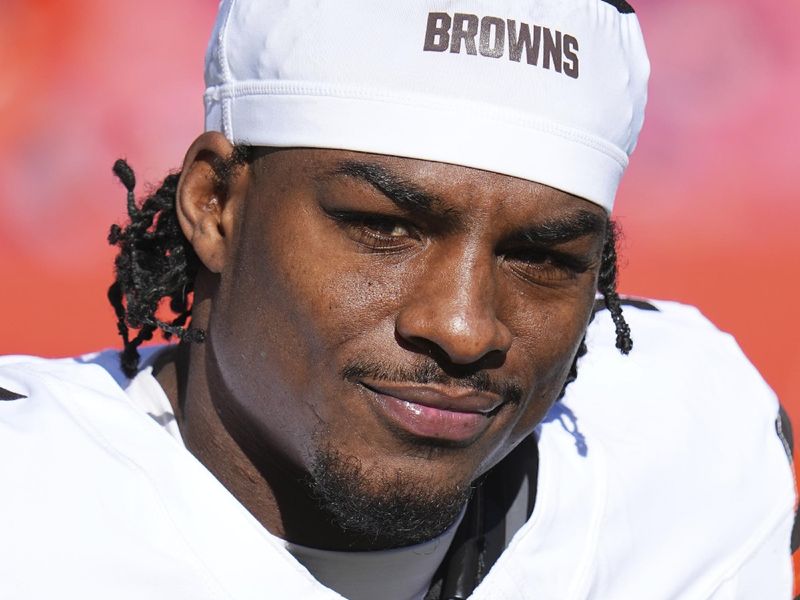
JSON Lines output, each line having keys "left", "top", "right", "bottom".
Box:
{"left": 204, "top": 0, "right": 649, "bottom": 211}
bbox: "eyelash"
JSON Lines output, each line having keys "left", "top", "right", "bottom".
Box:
{"left": 502, "top": 248, "right": 590, "bottom": 282}
{"left": 328, "top": 211, "right": 419, "bottom": 251}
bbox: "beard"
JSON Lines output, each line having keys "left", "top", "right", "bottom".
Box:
{"left": 307, "top": 444, "right": 473, "bottom": 550}
{"left": 299, "top": 354, "right": 532, "bottom": 549}
{"left": 300, "top": 356, "right": 521, "bottom": 549}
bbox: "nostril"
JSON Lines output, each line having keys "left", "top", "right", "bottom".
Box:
{"left": 394, "top": 330, "right": 441, "bottom": 359}
{"left": 474, "top": 349, "right": 507, "bottom": 370}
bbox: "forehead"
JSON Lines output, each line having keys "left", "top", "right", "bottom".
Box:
{"left": 252, "top": 147, "right": 607, "bottom": 223}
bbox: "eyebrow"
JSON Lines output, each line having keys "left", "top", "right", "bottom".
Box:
{"left": 329, "top": 161, "right": 447, "bottom": 215}
{"left": 511, "top": 209, "right": 607, "bottom": 245}
{"left": 328, "top": 160, "right": 607, "bottom": 242}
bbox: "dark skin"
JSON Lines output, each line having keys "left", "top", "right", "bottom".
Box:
{"left": 155, "top": 132, "right": 608, "bottom": 551}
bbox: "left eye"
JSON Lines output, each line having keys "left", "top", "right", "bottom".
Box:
{"left": 503, "top": 248, "right": 589, "bottom": 283}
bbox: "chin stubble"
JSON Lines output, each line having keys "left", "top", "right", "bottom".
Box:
{"left": 307, "top": 445, "right": 473, "bottom": 550}
{"left": 301, "top": 356, "right": 521, "bottom": 549}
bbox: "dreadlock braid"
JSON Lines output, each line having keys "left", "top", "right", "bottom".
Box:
{"left": 598, "top": 221, "right": 632, "bottom": 354}
{"left": 107, "top": 148, "right": 251, "bottom": 377}
{"left": 558, "top": 221, "right": 631, "bottom": 399}
{"left": 107, "top": 148, "right": 631, "bottom": 379}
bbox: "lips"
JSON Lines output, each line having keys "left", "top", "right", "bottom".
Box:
{"left": 360, "top": 380, "right": 504, "bottom": 444}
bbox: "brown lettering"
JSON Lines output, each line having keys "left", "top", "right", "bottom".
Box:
{"left": 423, "top": 12, "right": 452, "bottom": 52}
{"left": 426, "top": 12, "right": 580, "bottom": 80}
{"left": 479, "top": 16, "right": 505, "bottom": 58}
{"left": 507, "top": 20, "right": 541, "bottom": 65}
{"left": 450, "top": 13, "right": 479, "bottom": 55}
{"left": 563, "top": 34, "right": 579, "bottom": 78}
{"left": 542, "top": 28, "right": 562, "bottom": 73}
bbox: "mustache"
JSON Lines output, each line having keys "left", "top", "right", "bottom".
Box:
{"left": 340, "top": 360, "right": 524, "bottom": 407}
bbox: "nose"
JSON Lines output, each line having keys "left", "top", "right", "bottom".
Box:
{"left": 395, "top": 250, "right": 512, "bottom": 366}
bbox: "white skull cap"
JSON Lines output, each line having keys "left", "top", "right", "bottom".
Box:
{"left": 204, "top": 0, "right": 649, "bottom": 212}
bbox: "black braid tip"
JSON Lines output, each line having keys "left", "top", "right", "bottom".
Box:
{"left": 112, "top": 159, "right": 136, "bottom": 192}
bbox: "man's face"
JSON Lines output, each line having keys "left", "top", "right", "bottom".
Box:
{"left": 205, "top": 148, "right": 606, "bottom": 542}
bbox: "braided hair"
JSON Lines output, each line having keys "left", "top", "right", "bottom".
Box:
{"left": 558, "top": 221, "right": 631, "bottom": 398}
{"left": 107, "top": 148, "right": 632, "bottom": 379}
{"left": 107, "top": 146, "right": 251, "bottom": 377}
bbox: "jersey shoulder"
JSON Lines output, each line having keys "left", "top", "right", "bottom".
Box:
{"left": 581, "top": 297, "right": 777, "bottom": 419}
{"left": 0, "top": 350, "right": 128, "bottom": 421}
{"left": 0, "top": 347, "right": 170, "bottom": 459}
{"left": 0, "top": 346, "right": 165, "bottom": 405}
{"left": 557, "top": 298, "right": 794, "bottom": 594}
{"left": 0, "top": 348, "right": 132, "bottom": 395}
{"left": 574, "top": 297, "right": 786, "bottom": 474}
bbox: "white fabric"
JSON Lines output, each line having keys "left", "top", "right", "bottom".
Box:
{"left": 281, "top": 507, "right": 463, "bottom": 600}
{"left": 203, "top": 0, "right": 650, "bottom": 211}
{"left": 0, "top": 300, "right": 793, "bottom": 599}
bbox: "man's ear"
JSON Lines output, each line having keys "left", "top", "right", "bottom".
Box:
{"left": 175, "top": 131, "right": 250, "bottom": 274}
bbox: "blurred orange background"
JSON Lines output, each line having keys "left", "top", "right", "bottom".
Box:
{"left": 1, "top": 1, "right": 799, "bottom": 431}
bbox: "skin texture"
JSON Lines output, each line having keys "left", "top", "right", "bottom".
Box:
{"left": 156, "top": 132, "right": 607, "bottom": 550}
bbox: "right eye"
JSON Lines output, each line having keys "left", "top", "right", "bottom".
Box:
{"left": 328, "top": 211, "right": 419, "bottom": 252}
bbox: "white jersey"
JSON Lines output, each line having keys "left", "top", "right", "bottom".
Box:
{"left": 0, "top": 300, "right": 794, "bottom": 599}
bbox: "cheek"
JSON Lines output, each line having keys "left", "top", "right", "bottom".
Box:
{"left": 206, "top": 202, "right": 404, "bottom": 448}
{"left": 216, "top": 201, "right": 383, "bottom": 352}
{"left": 244, "top": 230, "right": 402, "bottom": 356}
{"left": 500, "top": 283, "right": 596, "bottom": 444}
{"left": 200, "top": 203, "right": 357, "bottom": 463}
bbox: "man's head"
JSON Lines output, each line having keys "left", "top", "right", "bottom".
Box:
{"left": 173, "top": 139, "right": 608, "bottom": 545}
{"left": 107, "top": 0, "right": 648, "bottom": 548}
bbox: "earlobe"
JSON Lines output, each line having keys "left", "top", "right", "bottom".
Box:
{"left": 175, "top": 131, "right": 248, "bottom": 274}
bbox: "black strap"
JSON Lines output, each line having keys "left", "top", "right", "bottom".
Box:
{"left": 598, "top": 0, "right": 635, "bottom": 14}
{"left": 779, "top": 407, "right": 800, "bottom": 600}
{"left": 776, "top": 405, "right": 800, "bottom": 557}
{"left": 428, "top": 435, "right": 539, "bottom": 599}
{"left": 778, "top": 404, "right": 794, "bottom": 459}
{"left": 593, "top": 296, "right": 659, "bottom": 316}
{"left": 0, "top": 386, "right": 26, "bottom": 401}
